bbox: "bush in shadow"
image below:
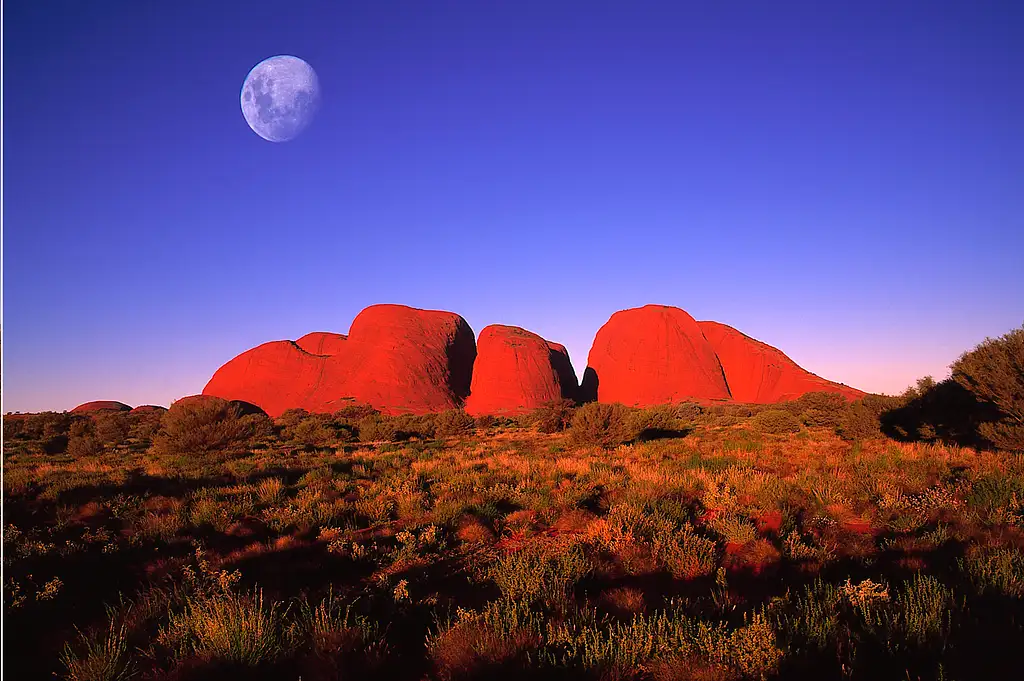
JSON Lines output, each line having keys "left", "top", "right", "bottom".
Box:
{"left": 66, "top": 435, "right": 103, "bottom": 458}
{"left": 879, "top": 324, "right": 1023, "bottom": 452}
{"left": 881, "top": 377, "right": 997, "bottom": 448}
{"left": 951, "top": 323, "right": 1024, "bottom": 452}
{"left": 836, "top": 395, "right": 901, "bottom": 441}
{"left": 94, "top": 413, "right": 130, "bottom": 447}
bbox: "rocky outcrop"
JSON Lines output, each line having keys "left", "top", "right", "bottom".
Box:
{"left": 581, "top": 305, "right": 731, "bottom": 406}
{"left": 464, "top": 325, "right": 578, "bottom": 416}
{"left": 698, "top": 321, "right": 864, "bottom": 403}
{"left": 200, "top": 302, "right": 863, "bottom": 417}
{"left": 203, "top": 304, "right": 476, "bottom": 417}
{"left": 70, "top": 400, "right": 132, "bottom": 414}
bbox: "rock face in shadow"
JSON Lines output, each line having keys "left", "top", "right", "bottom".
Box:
{"left": 203, "top": 304, "right": 477, "bottom": 417}
{"left": 698, "top": 321, "right": 864, "bottom": 403}
{"left": 464, "top": 325, "right": 578, "bottom": 416}
{"left": 582, "top": 305, "right": 732, "bottom": 406}
{"left": 70, "top": 401, "right": 132, "bottom": 414}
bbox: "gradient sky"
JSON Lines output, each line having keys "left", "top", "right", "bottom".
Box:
{"left": 4, "top": 1, "right": 1023, "bottom": 413}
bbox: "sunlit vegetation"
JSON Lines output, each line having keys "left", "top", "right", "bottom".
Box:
{"left": 4, "top": 378, "right": 1024, "bottom": 679}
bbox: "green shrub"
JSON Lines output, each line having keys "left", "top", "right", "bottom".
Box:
{"left": 275, "top": 408, "right": 310, "bottom": 429}
{"left": 392, "top": 414, "right": 437, "bottom": 439}
{"left": 959, "top": 547, "right": 1024, "bottom": 597}
{"left": 357, "top": 415, "right": 398, "bottom": 443}
{"left": 490, "top": 542, "right": 592, "bottom": 607}
{"left": 836, "top": 395, "right": 898, "bottom": 441}
{"left": 60, "top": 615, "right": 136, "bottom": 681}
{"left": 69, "top": 420, "right": 93, "bottom": 439}
{"left": 94, "top": 414, "right": 130, "bottom": 447}
{"left": 863, "top": 574, "right": 955, "bottom": 649}
{"left": 67, "top": 435, "right": 104, "bottom": 457}
{"left": 19, "top": 412, "right": 72, "bottom": 440}
{"left": 952, "top": 323, "right": 1024, "bottom": 451}
{"left": 629, "top": 404, "right": 685, "bottom": 440}
{"left": 569, "top": 402, "right": 634, "bottom": 447}
{"left": 287, "top": 414, "right": 335, "bottom": 448}
{"left": 434, "top": 410, "right": 476, "bottom": 438}
{"left": 673, "top": 402, "right": 705, "bottom": 423}
{"left": 332, "top": 401, "right": 379, "bottom": 422}
{"left": 152, "top": 397, "right": 262, "bottom": 456}
{"left": 751, "top": 409, "right": 801, "bottom": 435}
{"left": 528, "top": 399, "right": 576, "bottom": 433}
{"left": 162, "top": 588, "right": 283, "bottom": 665}
{"left": 128, "top": 411, "right": 163, "bottom": 440}
{"left": 965, "top": 473, "right": 1024, "bottom": 518}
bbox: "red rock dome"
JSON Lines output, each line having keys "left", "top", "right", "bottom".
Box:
{"left": 203, "top": 304, "right": 476, "bottom": 417}
{"left": 70, "top": 400, "right": 132, "bottom": 414}
{"left": 202, "top": 342, "right": 341, "bottom": 417}
{"left": 464, "top": 325, "right": 578, "bottom": 416}
{"left": 698, "top": 321, "right": 864, "bottom": 403}
{"left": 581, "top": 305, "right": 731, "bottom": 406}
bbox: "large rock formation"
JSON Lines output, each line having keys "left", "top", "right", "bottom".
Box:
{"left": 71, "top": 400, "right": 132, "bottom": 414}
{"left": 581, "top": 305, "right": 732, "bottom": 406}
{"left": 464, "top": 325, "right": 578, "bottom": 416}
{"left": 202, "top": 342, "right": 339, "bottom": 417}
{"left": 698, "top": 321, "right": 864, "bottom": 403}
{"left": 203, "top": 304, "right": 476, "bottom": 417}
{"left": 201, "top": 302, "right": 863, "bottom": 417}
{"left": 580, "top": 305, "right": 862, "bottom": 406}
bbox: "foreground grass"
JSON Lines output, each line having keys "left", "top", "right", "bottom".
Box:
{"left": 4, "top": 412, "right": 1024, "bottom": 680}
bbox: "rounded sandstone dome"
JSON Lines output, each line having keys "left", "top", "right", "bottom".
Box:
{"left": 582, "top": 305, "right": 731, "bottom": 406}
{"left": 464, "top": 325, "right": 578, "bottom": 416}
{"left": 70, "top": 400, "right": 132, "bottom": 414}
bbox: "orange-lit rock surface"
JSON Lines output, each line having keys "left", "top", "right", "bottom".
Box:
{"left": 698, "top": 321, "right": 864, "bottom": 403}
{"left": 203, "top": 304, "right": 476, "bottom": 417}
{"left": 464, "top": 325, "right": 578, "bottom": 416}
{"left": 581, "top": 305, "right": 731, "bottom": 405}
{"left": 295, "top": 332, "right": 347, "bottom": 355}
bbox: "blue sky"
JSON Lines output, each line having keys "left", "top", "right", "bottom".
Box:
{"left": 4, "top": 1, "right": 1023, "bottom": 412}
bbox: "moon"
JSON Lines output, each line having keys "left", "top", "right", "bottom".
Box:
{"left": 240, "top": 55, "right": 320, "bottom": 142}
